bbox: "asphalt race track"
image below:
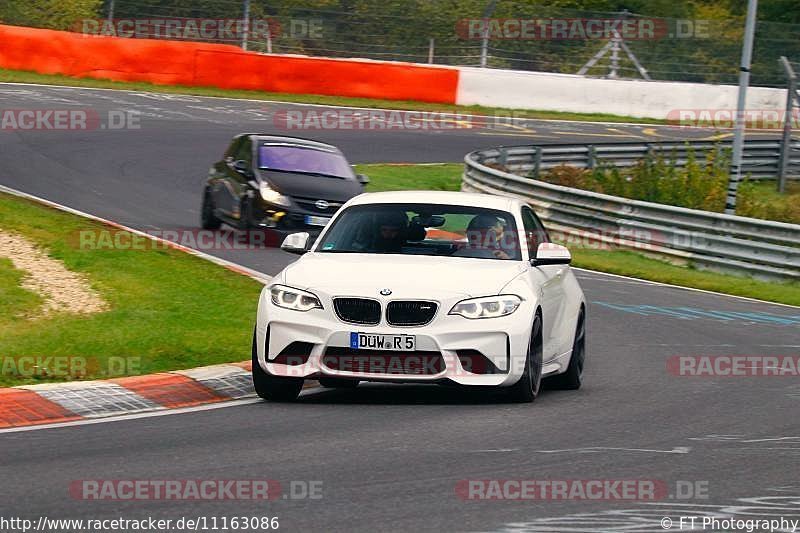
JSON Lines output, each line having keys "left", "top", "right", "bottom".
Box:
{"left": 1, "top": 84, "right": 799, "bottom": 532}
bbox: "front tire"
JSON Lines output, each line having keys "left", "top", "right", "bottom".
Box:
{"left": 548, "top": 309, "right": 585, "bottom": 390}
{"left": 507, "top": 313, "right": 543, "bottom": 403}
{"left": 252, "top": 330, "right": 304, "bottom": 402}
{"left": 201, "top": 187, "right": 222, "bottom": 230}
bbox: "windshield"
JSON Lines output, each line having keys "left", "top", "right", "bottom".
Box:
{"left": 316, "top": 203, "right": 522, "bottom": 260}
{"left": 257, "top": 144, "right": 354, "bottom": 178}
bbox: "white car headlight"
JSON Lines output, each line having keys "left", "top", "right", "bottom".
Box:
{"left": 259, "top": 182, "right": 291, "bottom": 207}
{"left": 270, "top": 284, "right": 322, "bottom": 311}
{"left": 449, "top": 295, "right": 522, "bottom": 319}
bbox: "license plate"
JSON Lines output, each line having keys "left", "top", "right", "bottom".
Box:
{"left": 350, "top": 332, "right": 416, "bottom": 352}
{"left": 304, "top": 215, "right": 331, "bottom": 227}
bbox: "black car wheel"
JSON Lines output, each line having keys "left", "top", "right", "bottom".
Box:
{"left": 252, "top": 329, "right": 304, "bottom": 402}
{"left": 201, "top": 187, "right": 222, "bottom": 230}
{"left": 507, "top": 313, "right": 543, "bottom": 403}
{"left": 548, "top": 309, "right": 585, "bottom": 390}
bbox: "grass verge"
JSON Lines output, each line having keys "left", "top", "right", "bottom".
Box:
{"left": 356, "top": 163, "right": 800, "bottom": 307}
{"left": 0, "top": 67, "right": 665, "bottom": 125}
{"left": 0, "top": 192, "right": 263, "bottom": 387}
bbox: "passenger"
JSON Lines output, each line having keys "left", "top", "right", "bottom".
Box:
{"left": 461, "top": 214, "right": 512, "bottom": 259}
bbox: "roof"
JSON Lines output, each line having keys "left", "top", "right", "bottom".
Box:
{"left": 347, "top": 190, "right": 518, "bottom": 211}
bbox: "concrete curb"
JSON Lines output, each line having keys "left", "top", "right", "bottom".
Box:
{"left": 1, "top": 362, "right": 258, "bottom": 428}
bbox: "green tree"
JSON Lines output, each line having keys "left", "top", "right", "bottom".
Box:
{"left": 0, "top": 0, "right": 102, "bottom": 30}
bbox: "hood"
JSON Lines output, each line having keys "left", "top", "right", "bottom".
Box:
{"left": 282, "top": 253, "right": 527, "bottom": 299}
{"left": 257, "top": 169, "right": 362, "bottom": 202}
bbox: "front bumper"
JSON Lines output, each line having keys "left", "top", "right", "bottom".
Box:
{"left": 253, "top": 196, "right": 340, "bottom": 230}
{"left": 254, "top": 287, "right": 538, "bottom": 387}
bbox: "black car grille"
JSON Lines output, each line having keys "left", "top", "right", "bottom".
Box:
{"left": 386, "top": 301, "right": 438, "bottom": 326}
{"left": 293, "top": 196, "right": 341, "bottom": 215}
{"left": 333, "top": 298, "right": 381, "bottom": 325}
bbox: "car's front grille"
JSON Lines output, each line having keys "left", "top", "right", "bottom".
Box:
{"left": 322, "top": 348, "right": 444, "bottom": 375}
{"left": 333, "top": 298, "right": 381, "bottom": 325}
{"left": 386, "top": 301, "right": 438, "bottom": 326}
{"left": 293, "top": 196, "right": 342, "bottom": 215}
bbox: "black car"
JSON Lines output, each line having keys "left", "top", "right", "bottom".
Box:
{"left": 201, "top": 134, "right": 368, "bottom": 231}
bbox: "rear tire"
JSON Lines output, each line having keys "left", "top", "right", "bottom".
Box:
{"left": 201, "top": 187, "right": 222, "bottom": 230}
{"left": 319, "top": 377, "right": 359, "bottom": 389}
{"left": 548, "top": 309, "right": 585, "bottom": 390}
{"left": 507, "top": 313, "right": 543, "bottom": 403}
{"left": 252, "top": 329, "right": 304, "bottom": 402}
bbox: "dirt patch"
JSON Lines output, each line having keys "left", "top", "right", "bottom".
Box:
{"left": 0, "top": 230, "right": 108, "bottom": 315}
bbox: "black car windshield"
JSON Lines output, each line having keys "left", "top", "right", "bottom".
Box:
{"left": 316, "top": 203, "right": 522, "bottom": 260}
{"left": 258, "top": 144, "right": 354, "bottom": 178}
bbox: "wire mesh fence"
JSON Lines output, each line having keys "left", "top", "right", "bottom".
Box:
{"left": 4, "top": 0, "right": 800, "bottom": 87}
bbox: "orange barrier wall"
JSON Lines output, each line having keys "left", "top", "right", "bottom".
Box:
{"left": 0, "top": 24, "right": 459, "bottom": 104}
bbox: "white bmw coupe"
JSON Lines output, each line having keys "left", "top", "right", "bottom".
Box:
{"left": 253, "top": 191, "right": 586, "bottom": 402}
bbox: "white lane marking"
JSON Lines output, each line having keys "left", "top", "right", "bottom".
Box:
{"left": 741, "top": 437, "right": 800, "bottom": 443}
{"left": 617, "top": 344, "right": 800, "bottom": 348}
{"left": 466, "top": 449, "right": 519, "bottom": 453}
{"left": 576, "top": 276, "right": 652, "bottom": 285}
{"left": 533, "top": 446, "right": 691, "bottom": 454}
{"left": 573, "top": 267, "right": 800, "bottom": 310}
{"left": 0, "top": 386, "right": 325, "bottom": 434}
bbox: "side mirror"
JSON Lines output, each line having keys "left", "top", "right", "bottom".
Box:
{"left": 531, "top": 243, "right": 571, "bottom": 266}
{"left": 356, "top": 173, "right": 370, "bottom": 185}
{"left": 233, "top": 160, "right": 250, "bottom": 174}
{"left": 281, "top": 232, "right": 311, "bottom": 255}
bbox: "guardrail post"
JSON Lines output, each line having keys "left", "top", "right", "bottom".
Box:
{"left": 498, "top": 148, "right": 508, "bottom": 167}
{"left": 532, "top": 148, "right": 542, "bottom": 178}
{"left": 587, "top": 145, "right": 596, "bottom": 170}
{"left": 778, "top": 56, "right": 798, "bottom": 193}
{"left": 646, "top": 143, "right": 655, "bottom": 157}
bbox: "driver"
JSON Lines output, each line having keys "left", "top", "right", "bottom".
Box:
{"left": 373, "top": 211, "right": 408, "bottom": 253}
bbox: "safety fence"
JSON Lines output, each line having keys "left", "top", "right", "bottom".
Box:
{"left": 462, "top": 142, "right": 800, "bottom": 281}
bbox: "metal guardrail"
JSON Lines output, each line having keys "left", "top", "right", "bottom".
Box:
{"left": 462, "top": 142, "right": 800, "bottom": 281}
{"left": 489, "top": 139, "right": 800, "bottom": 180}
